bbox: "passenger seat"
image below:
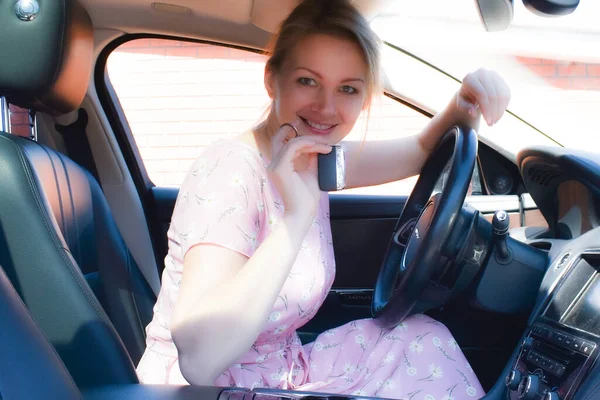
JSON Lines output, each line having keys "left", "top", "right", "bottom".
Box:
{"left": 0, "top": 0, "right": 157, "bottom": 388}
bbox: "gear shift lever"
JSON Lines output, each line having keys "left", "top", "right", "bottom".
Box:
{"left": 492, "top": 210, "right": 510, "bottom": 261}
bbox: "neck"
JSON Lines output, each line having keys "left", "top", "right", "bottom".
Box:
{"left": 253, "top": 111, "right": 280, "bottom": 160}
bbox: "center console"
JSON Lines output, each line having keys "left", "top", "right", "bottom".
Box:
{"left": 506, "top": 253, "right": 600, "bottom": 400}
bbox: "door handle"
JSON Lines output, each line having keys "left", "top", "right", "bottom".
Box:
{"left": 333, "top": 289, "right": 373, "bottom": 306}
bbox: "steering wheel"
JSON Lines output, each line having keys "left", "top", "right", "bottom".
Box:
{"left": 372, "top": 125, "right": 478, "bottom": 328}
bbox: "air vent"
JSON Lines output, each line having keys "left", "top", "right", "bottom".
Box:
{"left": 528, "top": 165, "right": 561, "bottom": 187}
{"left": 530, "top": 241, "right": 552, "bottom": 252}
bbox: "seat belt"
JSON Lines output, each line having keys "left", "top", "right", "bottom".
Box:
{"left": 55, "top": 108, "right": 101, "bottom": 184}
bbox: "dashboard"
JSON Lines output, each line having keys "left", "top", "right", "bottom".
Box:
{"left": 499, "top": 147, "right": 600, "bottom": 400}
{"left": 556, "top": 181, "right": 600, "bottom": 239}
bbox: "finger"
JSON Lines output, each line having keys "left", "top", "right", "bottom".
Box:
{"left": 462, "top": 72, "right": 490, "bottom": 122}
{"left": 276, "top": 139, "right": 331, "bottom": 166}
{"left": 456, "top": 95, "right": 478, "bottom": 117}
{"left": 271, "top": 121, "right": 300, "bottom": 160}
{"left": 272, "top": 120, "right": 301, "bottom": 152}
{"left": 306, "top": 152, "right": 318, "bottom": 172}
{"left": 480, "top": 71, "right": 499, "bottom": 125}
{"left": 496, "top": 78, "right": 511, "bottom": 123}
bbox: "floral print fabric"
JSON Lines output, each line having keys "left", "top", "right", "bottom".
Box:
{"left": 136, "top": 140, "right": 484, "bottom": 399}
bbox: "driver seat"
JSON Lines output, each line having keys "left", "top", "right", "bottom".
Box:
{"left": 0, "top": 0, "right": 157, "bottom": 388}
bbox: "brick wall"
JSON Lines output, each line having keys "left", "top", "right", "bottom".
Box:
{"left": 8, "top": 104, "right": 30, "bottom": 138}
{"left": 8, "top": 39, "right": 600, "bottom": 194}
{"left": 516, "top": 56, "right": 600, "bottom": 90}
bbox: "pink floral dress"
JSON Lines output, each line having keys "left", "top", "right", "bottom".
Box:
{"left": 136, "top": 140, "right": 484, "bottom": 400}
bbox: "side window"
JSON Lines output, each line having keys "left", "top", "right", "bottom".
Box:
{"left": 107, "top": 39, "right": 268, "bottom": 187}
{"left": 7, "top": 105, "right": 30, "bottom": 138}
{"left": 106, "top": 38, "right": 428, "bottom": 195}
{"left": 340, "top": 96, "right": 430, "bottom": 196}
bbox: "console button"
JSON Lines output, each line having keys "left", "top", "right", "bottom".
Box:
{"left": 572, "top": 338, "right": 583, "bottom": 352}
{"left": 555, "top": 333, "right": 566, "bottom": 345}
{"left": 564, "top": 336, "right": 573, "bottom": 347}
{"left": 581, "top": 341, "right": 594, "bottom": 356}
{"left": 540, "top": 327, "right": 551, "bottom": 338}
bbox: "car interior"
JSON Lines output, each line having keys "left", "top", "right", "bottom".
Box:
{"left": 0, "top": 0, "right": 599, "bottom": 399}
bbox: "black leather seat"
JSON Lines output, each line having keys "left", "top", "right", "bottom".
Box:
{"left": 0, "top": 264, "right": 82, "bottom": 400}
{"left": 0, "top": 0, "right": 157, "bottom": 388}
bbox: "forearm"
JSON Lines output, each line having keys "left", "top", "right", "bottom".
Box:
{"left": 173, "top": 215, "right": 311, "bottom": 384}
{"left": 344, "top": 93, "right": 481, "bottom": 189}
{"left": 418, "top": 92, "right": 481, "bottom": 153}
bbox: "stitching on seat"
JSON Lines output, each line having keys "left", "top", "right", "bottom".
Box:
{"left": 39, "top": 142, "right": 68, "bottom": 248}
{"left": 56, "top": 152, "right": 83, "bottom": 269}
{"left": 15, "top": 139, "right": 121, "bottom": 334}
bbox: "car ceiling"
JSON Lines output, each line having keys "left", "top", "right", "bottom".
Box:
{"left": 80, "top": 0, "right": 392, "bottom": 50}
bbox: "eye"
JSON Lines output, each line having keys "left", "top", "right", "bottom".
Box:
{"left": 298, "top": 77, "right": 317, "bottom": 86}
{"left": 340, "top": 85, "right": 358, "bottom": 94}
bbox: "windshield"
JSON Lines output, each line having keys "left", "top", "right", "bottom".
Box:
{"left": 371, "top": 1, "right": 600, "bottom": 152}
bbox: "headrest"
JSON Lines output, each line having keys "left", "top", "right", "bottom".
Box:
{"left": 0, "top": 0, "right": 93, "bottom": 116}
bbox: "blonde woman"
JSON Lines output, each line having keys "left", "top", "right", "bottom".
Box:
{"left": 137, "top": 0, "right": 510, "bottom": 398}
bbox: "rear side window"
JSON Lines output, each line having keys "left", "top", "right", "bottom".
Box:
{"left": 8, "top": 105, "right": 30, "bottom": 137}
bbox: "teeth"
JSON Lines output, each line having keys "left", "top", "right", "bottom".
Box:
{"left": 304, "top": 118, "right": 333, "bottom": 130}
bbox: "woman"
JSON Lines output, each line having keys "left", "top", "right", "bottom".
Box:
{"left": 137, "top": 0, "right": 510, "bottom": 398}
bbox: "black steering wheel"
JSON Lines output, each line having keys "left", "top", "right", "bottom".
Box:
{"left": 372, "top": 126, "right": 478, "bottom": 328}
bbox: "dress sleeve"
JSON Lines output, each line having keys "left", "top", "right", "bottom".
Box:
{"left": 172, "top": 147, "right": 266, "bottom": 259}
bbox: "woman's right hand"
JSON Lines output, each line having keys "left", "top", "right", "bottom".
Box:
{"left": 268, "top": 121, "right": 332, "bottom": 223}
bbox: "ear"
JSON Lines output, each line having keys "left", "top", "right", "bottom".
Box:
{"left": 264, "top": 65, "right": 276, "bottom": 100}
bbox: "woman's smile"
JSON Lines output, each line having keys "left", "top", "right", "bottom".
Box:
{"left": 299, "top": 116, "right": 338, "bottom": 135}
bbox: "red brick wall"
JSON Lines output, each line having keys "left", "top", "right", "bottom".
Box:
{"left": 516, "top": 56, "right": 600, "bottom": 90}
{"left": 8, "top": 104, "right": 30, "bottom": 137}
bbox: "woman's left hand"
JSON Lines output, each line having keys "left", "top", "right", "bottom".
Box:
{"left": 456, "top": 69, "right": 511, "bottom": 127}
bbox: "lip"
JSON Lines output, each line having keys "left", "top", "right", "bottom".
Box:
{"left": 300, "top": 116, "right": 338, "bottom": 136}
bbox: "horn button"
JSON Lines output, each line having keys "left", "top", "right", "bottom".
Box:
{"left": 401, "top": 198, "right": 437, "bottom": 270}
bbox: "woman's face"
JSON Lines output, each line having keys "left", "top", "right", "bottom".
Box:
{"left": 265, "top": 34, "right": 369, "bottom": 145}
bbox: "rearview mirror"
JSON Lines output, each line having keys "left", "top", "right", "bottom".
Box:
{"left": 522, "top": 0, "right": 579, "bottom": 17}
{"left": 475, "top": 0, "right": 580, "bottom": 32}
{"left": 475, "top": 0, "right": 514, "bottom": 32}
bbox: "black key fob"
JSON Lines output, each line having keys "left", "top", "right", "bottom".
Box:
{"left": 318, "top": 145, "right": 346, "bottom": 191}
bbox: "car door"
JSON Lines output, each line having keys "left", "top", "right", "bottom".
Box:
{"left": 103, "top": 37, "right": 543, "bottom": 389}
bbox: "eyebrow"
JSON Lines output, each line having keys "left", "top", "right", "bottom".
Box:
{"left": 294, "top": 67, "right": 365, "bottom": 84}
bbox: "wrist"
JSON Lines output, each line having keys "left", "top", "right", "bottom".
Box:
{"left": 451, "top": 92, "right": 481, "bottom": 128}
{"left": 282, "top": 212, "right": 314, "bottom": 238}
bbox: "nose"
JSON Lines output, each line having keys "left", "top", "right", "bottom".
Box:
{"left": 312, "top": 88, "right": 336, "bottom": 117}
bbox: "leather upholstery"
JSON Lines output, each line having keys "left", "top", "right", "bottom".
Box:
{"left": 0, "top": 0, "right": 160, "bottom": 387}
{"left": 0, "top": 265, "right": 82, "bottom": 400}
{"left": 0, "top": 131, "right": 145, "bottom": 387}
{"left": 0, "top": 0, "right": 93, "bottom": 115}
{"left": 19, "top": 130, "right": 156, "bottom": 363}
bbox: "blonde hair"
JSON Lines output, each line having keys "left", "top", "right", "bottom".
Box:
{"left": 266, "top": 0, "right": 382, "bottom": 104}
{"left": 255, "top": 0, "right": 382, "bottom": 135}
